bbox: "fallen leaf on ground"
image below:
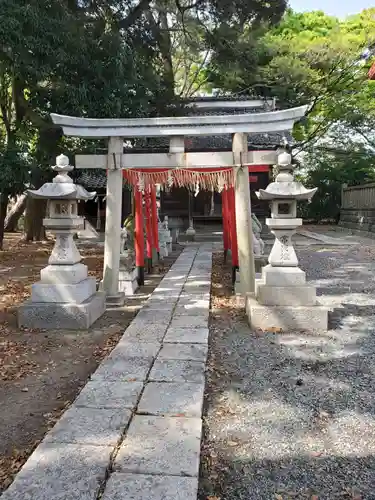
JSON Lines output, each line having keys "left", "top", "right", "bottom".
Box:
{"left": 227, "top": 441, "right": 238, "bottom": 446}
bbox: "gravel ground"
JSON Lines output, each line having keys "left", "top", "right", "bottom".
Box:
{"left": 200, "top": 244, "right": 375, "bottom": 500}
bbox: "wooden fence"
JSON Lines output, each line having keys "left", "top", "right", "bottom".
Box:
{"left": 340, "top": 182, "right": 375, "bottom": 234}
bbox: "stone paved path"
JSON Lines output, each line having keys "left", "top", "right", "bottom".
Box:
{"left": 1, "top": 245, "right": 212, "bottom": 500}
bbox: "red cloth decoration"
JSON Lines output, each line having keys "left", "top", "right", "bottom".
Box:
{"left": 222, "top": 188, "right": 229, "bottom": 252}
{"left": 150, "top": 185, "right": 159, "bottom": 252}
{"left": 122, "top": 165, "right": 269, "bottom": 190}
{"left": 134, "top": 189, "right": 145, "bottom": 267}
{"left": 144, "top": 187, "right": 153, "bottom": 260}
{"left": 228, "top": 186, "right": 238, "bottom": 267}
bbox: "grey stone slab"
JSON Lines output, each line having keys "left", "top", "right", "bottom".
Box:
{"left": 18, "top": 291, "right": 106, "bottom": 330}
{"left": 129, "top": 317, "right": 168, "bottom": 328}
{"left": 91, "top": 356, "right": 152, "bottom": 382}
{"left": 154, "top": 284, "right": 183, "bottom": 291}
{"left": 185, "top": 278, "right": 211, "bottom": 286}
{"left": 174, "top": 307, "right": 209, "bottom": 320}
{"left": 148, "top": 294, "right": 181, "bottom": 302}
{"left": 138, "top": 382, "right": 204, "bottom": 416}
{"left": 114, "top": 416, "right": 202, "bottom": 476}
{"left": 187, "top": 273, "right": 211, "bottom": 280}
{"left": 143, "top": 300, "right": 177, "bottom": 311}
{"left": 149, "top": 359, "right": 205, "bottom": 383}
{"left": 43, "top": 405, "right": 131, "bottom": 446}
{"left": 170, "top": 316, "right": 208, "bottom": 329}
{"left": 159, "top": 278, "right": 186, "bottom": 286}
{"left": 102, "top": 473, "right": 198, "bottom": 500}
{"left": 184, "top": 279, "right": 211, "bottom": 286}
{"left": 178, "top": 292, "right": 210, "bottom": 303}
{"left": 158, "top": 343, "right": 208, "bottom": 362}
{"left": 135, "top": 309, "right": 173, "bottom": 324}
{"left": 74, "top": 380, "right": 143, "bottom": 409}
{"left": 182, "top": 288, "right": 211, "bottom": 296}
{"left": 122, "top": 322, "right": 168, "bottom": 342}
{"left": 176, "top": 298, "right": 210, "bottom": 310}
{"left": 110, "top": 341, "right": 160, "bottom": 358}
{"left": 164, "top": 327, "right": 209, "bottom": 344}
{"left": 0, "top": 442, "right": 112, "bottom": 500}
{"left": 162, "top": 274, "right": 188, "bottom": 281}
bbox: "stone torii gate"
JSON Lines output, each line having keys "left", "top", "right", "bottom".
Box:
{"left": 51, "top": 106, "right": 308, "bottom": 305}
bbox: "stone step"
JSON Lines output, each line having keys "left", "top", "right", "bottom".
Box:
{"left": 255, "top": 284, "right": 316, "bottom": 306}
{"left": 246, "top": 295, "right": 329, "bottom": 331}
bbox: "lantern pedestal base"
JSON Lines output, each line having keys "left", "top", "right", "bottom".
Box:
{"left": 255, "top": 284, "right": 317, "bottom": 306}
{"left": 185, "top": 226, "right": 196, "bottom": 242}
{"left": 246, "top": 265, "right": 328, "bottom": 331}
{"left": 246, "top": 295, "right": 329, "bottom": 331}
{"left": 105, "top": 292, "right": 126, "bottom": 307}
{"left": 18, "top": 292, "right": 106, "bottom": 330}
{"left": 119, "top": 268, "right": 138, "bottom": 296}
{"left": 30, "top": 277, "right": 97, "bottom": 304}
{"left": 234, "top": 256, "right": 267, "bottom": 295}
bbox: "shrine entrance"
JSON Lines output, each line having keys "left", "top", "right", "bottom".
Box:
{"left": 51, "top": 105, "right": 308, "bottom": 305}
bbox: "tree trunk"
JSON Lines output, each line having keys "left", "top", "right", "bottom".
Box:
{"left": 24, "top": 197, "right": 47, "bottom": 241}
{"left": 0, "top": 193, "right": 9, "bottom": 250}
{"left": 4, "top": 194, "right": 27, "bottom": 232}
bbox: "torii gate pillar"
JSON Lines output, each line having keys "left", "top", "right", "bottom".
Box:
{"left": 101, "top": 137, "right": 125, "bottom": 305}
{"left": 233, "top": 133, "right": 256, "bottom": 295}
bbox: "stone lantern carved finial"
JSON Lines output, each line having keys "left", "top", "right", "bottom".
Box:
{"left": 52, "top": 154, "right": 74, "bottom": 183}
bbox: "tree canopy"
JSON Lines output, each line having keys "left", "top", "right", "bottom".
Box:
{"left": 206, "top": 7, "right": 375, "bottom": 220}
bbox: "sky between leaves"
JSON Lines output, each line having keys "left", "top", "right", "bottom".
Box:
{"left": 290, "top": 0, "right": 375, "bottom": 17}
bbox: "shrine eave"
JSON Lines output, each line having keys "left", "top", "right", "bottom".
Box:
{"left": 50, "top": 106, "right": 308, "bottom": 139}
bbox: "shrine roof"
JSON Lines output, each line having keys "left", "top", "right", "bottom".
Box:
{"left": 130, "top": 96, "right": 291, "bottom": 152}
{"left": 66, "top": 96, "right": 305, "bottom": 189}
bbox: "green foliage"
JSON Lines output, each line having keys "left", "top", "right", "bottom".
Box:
{"left": 0, "top": 0, "right": 161, "bottom": 200}
{"left": 297, "top": 147, "right": 375, "bottom": 221}
{"left": 207, "top": 7, "right": 375, "bottom": 221}
{"left": 0, "top": 145, "right": 30, "bottom": 197}
{"left": 208, "top": 8, "right": 375, "bottom": 106}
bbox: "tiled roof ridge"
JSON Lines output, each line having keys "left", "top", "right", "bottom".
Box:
{"left": 183, "top": 95, "right": 271, "bottom": 103}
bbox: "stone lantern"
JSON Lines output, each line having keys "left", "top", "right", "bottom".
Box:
{"left": 246, "top": 151, "right": 328, "bottom": 331}
{"left": 18, "top": 154, "right": 106, "bottom": 329}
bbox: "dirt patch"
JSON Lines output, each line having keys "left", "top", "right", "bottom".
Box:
{"left": 0, "top": 233, "right": 182, "bottom": 492}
